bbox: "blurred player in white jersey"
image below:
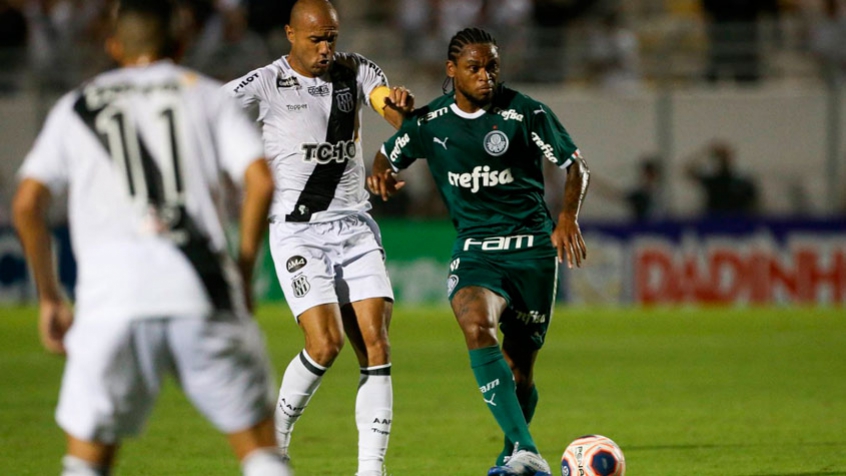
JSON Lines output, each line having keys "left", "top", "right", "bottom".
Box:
{"left": 12, "top": 1, "right": 291, "bottom": 475}
{"left": 224, "top": 1, "right": 413, "bottom": 474}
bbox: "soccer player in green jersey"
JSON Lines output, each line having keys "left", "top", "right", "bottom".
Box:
{"left": 367, "top": 27, "right": 589, "bottom": 476}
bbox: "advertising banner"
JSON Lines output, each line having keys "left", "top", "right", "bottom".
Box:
{"left": 2, "top": 219, "right": 843, "bottom": 306}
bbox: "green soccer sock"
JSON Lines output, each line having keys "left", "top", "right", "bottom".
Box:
{"left": 497, "top": 385, "right": 539, "bottom": 465}
{"left": 469, "top": 345, "right": 538, "bottom": 455}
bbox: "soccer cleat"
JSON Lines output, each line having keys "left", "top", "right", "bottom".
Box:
{"left": 487, "top": 450, "right": 552, "bottom": 476}
{"left": 496, "top": 441, "right": 518, "bottom": 467}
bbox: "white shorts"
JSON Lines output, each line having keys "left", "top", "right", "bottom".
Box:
{"left": 268, "top": 213, "right": 394, "bottom": 318}
{"left": 56, "top": 313, "right": 276, "bottom": 443}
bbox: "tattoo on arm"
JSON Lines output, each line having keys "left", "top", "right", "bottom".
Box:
{"left": 562, "top": 158, "right": 590, "bottom": 218}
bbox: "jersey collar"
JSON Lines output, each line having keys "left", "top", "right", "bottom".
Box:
{"left": 450, "top": 102, "right": 489, "bottom": 120}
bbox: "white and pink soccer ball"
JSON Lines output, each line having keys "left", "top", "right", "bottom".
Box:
{"left": 560, "top": 435, "right": 626, "bottom": 476}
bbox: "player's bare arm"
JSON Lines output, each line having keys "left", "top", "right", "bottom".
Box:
{"left": 552, "top": 157, "right": 590, "bottom": 268}
{"left": 238, "top": 159, "right": 274, "bottom": 312}
{"left": 367, "top": 151, "right": 405, "bottom": 201}
{"left": 370, "top": 85, "right": 415, "bottom": 129}
{"left": 12, "top": 178, "right": 73, "bottom": 354}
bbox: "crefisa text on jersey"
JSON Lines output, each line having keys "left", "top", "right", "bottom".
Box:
{"left": 493, "top": 107, "right": 524, "bottom": 122}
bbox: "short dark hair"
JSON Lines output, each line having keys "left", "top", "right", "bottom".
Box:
{"left": 114, "top": 0, "right": 176, "bottom": 57}
{"left": 116, "top": 0, "right": 174, "bottom": 25}
{"left": 447, "top": 27, "right": 497, "bottom": 63}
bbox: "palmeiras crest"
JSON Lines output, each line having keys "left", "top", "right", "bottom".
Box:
{"left": 484, "top": 130, "right": 509, "bottom": 156}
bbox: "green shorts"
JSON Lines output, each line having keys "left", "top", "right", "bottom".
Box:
{"left": 447, "top": 248, "right": 559, "bottom": 350}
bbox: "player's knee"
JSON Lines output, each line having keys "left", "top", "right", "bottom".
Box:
{"left": 364, "top": 337, "right": 391, "bottom": 362}
{"left": 513, "top": 372, "right": 533, "bottom": 392}
{"left": 306, "top": 336, "right": 344, "bottom": 366}
{"left": 461, "top": 321, "right": 498, "bottom": 349}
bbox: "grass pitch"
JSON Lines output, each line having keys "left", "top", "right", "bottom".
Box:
{"left": 1, "top": 305, "right": 844, "bottom": 475}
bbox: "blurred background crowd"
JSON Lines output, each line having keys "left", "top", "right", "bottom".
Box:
{"left": 0, "top": 0, "right": 845, "bottom": 224}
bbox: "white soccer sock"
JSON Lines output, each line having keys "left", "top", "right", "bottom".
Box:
{"left": 61, "top": 455, "right": 109, "bottom": 476}
{"left": 355, "top": 364, "right": 393, "bottom": 476}
{"left": 275, "top": 350, "right": 326, "bottom": 455}
{"left": 241, "top": 448, "right": 292, "bottom": 476}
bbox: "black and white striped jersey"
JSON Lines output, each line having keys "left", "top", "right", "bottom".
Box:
{"left": 18, "top": 60, "right": 265, "bottom": 320}
{"left": 224, "top": 52, "right": 388, "bottom": 223}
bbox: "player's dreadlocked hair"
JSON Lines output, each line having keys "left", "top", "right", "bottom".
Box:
{"left": 443, "top": 27, "right": 498, "bottom": 94}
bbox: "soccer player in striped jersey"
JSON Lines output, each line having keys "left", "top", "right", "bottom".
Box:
{"left": 12, "top": 1, "right": 289, "bottom": 475}
{"left": 224, "top": 1, "right": 413, "bottom": 474}
{"left": 368, "top": 28, "right": 590, "bottom": 476}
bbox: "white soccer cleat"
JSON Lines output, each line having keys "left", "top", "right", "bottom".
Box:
{"left": 488, "top": 449, "right": 552, "bottom": 476}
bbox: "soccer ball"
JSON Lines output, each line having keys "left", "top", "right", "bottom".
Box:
{"left": 560, "top": 435, "right": 625, "bottom": 476}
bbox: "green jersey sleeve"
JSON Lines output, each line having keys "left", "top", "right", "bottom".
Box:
{"left": 529, "top": 103, "right": 581, "bottom": 169}
{"left": 381, "top": 116, "right": 426, "bottom": 172}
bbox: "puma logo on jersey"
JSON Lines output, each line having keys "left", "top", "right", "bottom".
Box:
{"left": 484, "top": 393, "right": 497, "bottom": 406}
{"left": 301, "top": 139, "right": 356, "bottom": 164}
{"left": 448, "top": 166, "right": 514, "bottom": 193}
{"left": 531, "top": 132, "right": 557, "bottom": 162}
{"left": 533, "top": 106, "right": 546, "bottom": 115}
{"left": 433, "top": 136, "right": 449, "bottom": 149}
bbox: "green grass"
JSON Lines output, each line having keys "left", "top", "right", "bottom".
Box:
{"left": 1, "top": 305, "right": 844, "bottom": 475}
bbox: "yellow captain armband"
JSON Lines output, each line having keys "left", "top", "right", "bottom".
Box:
{"left": 370, "top": 86, "right": 391, "bottom": 118}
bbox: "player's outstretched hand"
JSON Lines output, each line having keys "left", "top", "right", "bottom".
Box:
{"left": 552, "top": 216, "right": 587, "bottom": 269}
{"left": 367, "top": 169, "right": 406, "bottom": 202}
{"left": 38, "top": 299, "right": 73, "bottom": 355}
{"left": 384, "top": 86, "right": 414, "bottom": 117}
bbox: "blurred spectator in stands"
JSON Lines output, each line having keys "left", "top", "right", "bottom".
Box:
{"left": 684, "top": 141, "right": 759, "bottom": 217}
{"left": 23, "top": 0, "right": 106, "bottom": 90}
{"left": 244, "top": 0, "right": 294, "bottom": 51}
{"left": 701, "top": 0, "right": 778, "bottom": 83}
{"left": 179, "top": 0, "right": 272, "bottom": 80}
{"left": 584, "top": 8, "right": 642, "bottom": 93}
{"left": 0, "top": 0, "right": 27, "bottom": 94}
{"left": 244, "top": 0, "right": 294, "bottom": 34}
{"left": 808, "top": 0, "right": 846, "bottom": 85}
{"left": 393, "top": 0, "right": 532, "bottom": 80}
{"left": 395, "top": 0, "right": 440, "bottom": 74}
{"left": 523, "top": 0, "right": 598, "bottom": 83}
{"left": 591, "top": 156, "right": 665, "bottom": 222}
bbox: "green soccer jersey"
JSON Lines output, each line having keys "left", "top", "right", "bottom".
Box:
{"left": 382, "top": 86, "right": 580, "bottom": 253}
